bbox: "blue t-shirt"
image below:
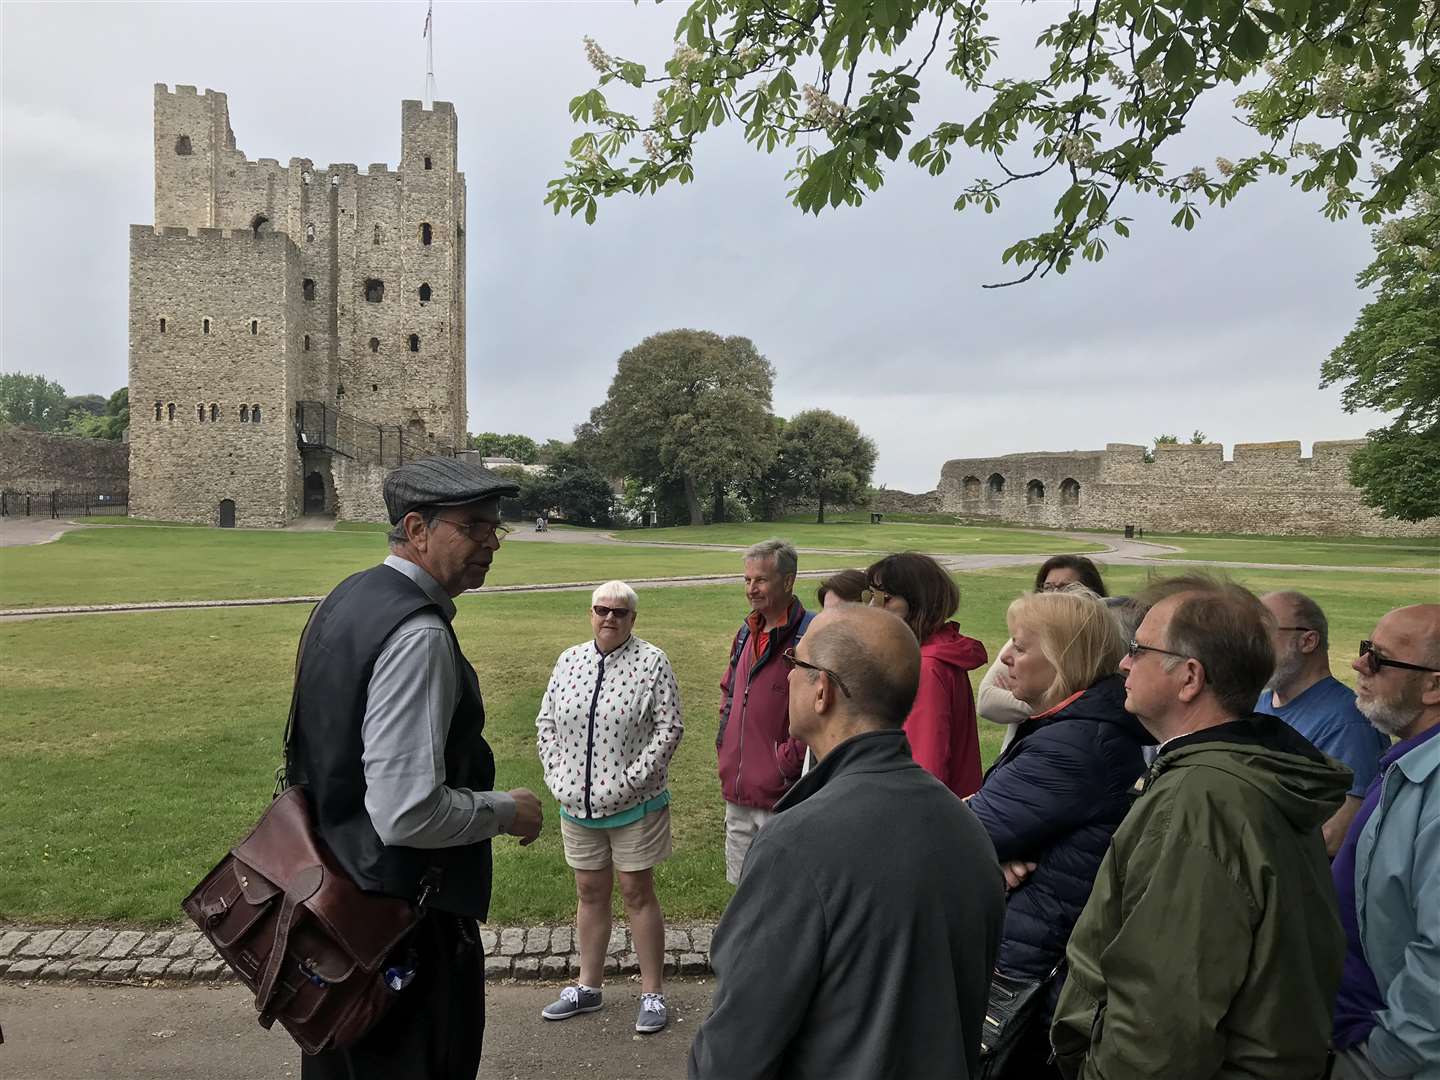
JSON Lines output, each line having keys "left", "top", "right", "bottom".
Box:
{"left": 1255, "top": 676, "right": 1389, "bottom": 797}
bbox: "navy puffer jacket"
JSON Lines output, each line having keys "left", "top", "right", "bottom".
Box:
{"left": 968, "top": 674, "right": 1151, "bottom": 981}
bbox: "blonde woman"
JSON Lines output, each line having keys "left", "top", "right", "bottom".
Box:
{"left": 966, "top": 587, "right": 1151, "bottom": 1078}
{"left": 535, "top": 581, "right": 683, "bottom": 1034}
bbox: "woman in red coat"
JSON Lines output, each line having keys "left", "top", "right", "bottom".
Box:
{"left": 864, "top": 553, "right": 988, "bottom": 796}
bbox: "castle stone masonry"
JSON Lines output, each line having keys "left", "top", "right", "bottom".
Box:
{"left": 129, "top": 85, "right": 466, "bottom": 527}
{"left": 937, "top": 441, "right": 1439, "bottom": 538}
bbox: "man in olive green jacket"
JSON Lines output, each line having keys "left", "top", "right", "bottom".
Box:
{"left": 1052, "top": 577, "right": 1350, "bottom": 1080}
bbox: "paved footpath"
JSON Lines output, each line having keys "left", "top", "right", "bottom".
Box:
{"left": 0, "top": 978, "right": 714, "bottom": 1079}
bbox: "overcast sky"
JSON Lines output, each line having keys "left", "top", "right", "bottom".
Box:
{"left": 1, "top": 1, "right": 1391, "bottom": 491}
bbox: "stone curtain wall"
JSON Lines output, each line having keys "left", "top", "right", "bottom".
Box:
{"left": 0, "top": 430, "right": 129, "bottom": 493}
{"left": 332, "top": 458, "right": 389, "bottom": 524}
{"left": 938, "top": 441, "right": 1440, "bottom": 537}
{"left": 134, "top": 85, "right": 468, "bottom": 526}
{"left": 870, "top": 488, "right": 942, "bottom": 514}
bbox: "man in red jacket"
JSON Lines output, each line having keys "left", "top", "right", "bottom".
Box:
{"left": 717, "top": 538, "right": 815, "bottom": 884}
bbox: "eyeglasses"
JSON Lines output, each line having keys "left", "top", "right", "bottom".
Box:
{"left": 435, "top": 517, "right": 510, "bottom": 543}
{"left": 1358, "top": 640, "right": 1440, "bottom": 676}
{"left": 860, "top": 587, "right": 893, "bottom": 606}
{"left": 1126, "top": 638, "right": 1190, "bottom": 663}
{"left": 782, "top": 648, "right": 852, "bottom": 698}
{"left": 592, "top": 605, "right": 632, "bottom": 619}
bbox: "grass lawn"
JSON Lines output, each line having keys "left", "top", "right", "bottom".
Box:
{"left": 611, "top": 521, "right": 1106, "bottom": 555}
{"left": 2, "top": 560, "right": 1432, "bottom": 926}
{"left": 1148, "top": 532, "right": 1439, "bottom": 570}
{"left": 0, "top": 527, "right": 859, "bottom": 609}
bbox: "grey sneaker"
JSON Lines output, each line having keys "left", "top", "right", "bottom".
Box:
{"left": 635, "top": 992, "right": 668, "bottom": 1033}
{"left": 541, "top": 984, "right": 603, "bottom": 1021}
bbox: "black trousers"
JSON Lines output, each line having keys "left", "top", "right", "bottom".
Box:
{"left": 302, "top": 915, "right": 484, "bottom": 1080}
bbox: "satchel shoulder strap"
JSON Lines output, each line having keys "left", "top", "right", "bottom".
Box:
{"left": 274, "top": 600, "right": 325, "bottom": 796}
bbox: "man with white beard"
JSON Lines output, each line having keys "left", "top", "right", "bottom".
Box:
{"left": 1256, "top": 591, "right": 1389, "bottom": 855}
{"left": 1329, "top": 604, "right": 1440, "bottom": 1080}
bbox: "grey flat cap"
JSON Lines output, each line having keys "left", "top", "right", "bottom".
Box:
{"left": 384, "top": 456, "right": 521, "bottom": 524}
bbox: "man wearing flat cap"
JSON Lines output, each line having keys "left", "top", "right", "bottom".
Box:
{"left": 289, "top": 456, "right": 544, "bottom": 1080}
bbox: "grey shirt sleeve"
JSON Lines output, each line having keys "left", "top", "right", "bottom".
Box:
{"left": 360, "top": 611, "right": 516, "bottom": 848}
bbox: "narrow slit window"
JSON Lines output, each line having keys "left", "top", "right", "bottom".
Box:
{"left": 418, "top": 282, "right": 432, "bottom": 303}
{"left": 202, "top": 318, "right": 210, "bottom": 335}
{"left": 424, "top": 155, "right": 433, "bottom": 170}
{"left": 305, "top": 223, "right": 315, "bottom": 243}
{"left": 371, "top": 384, "right": 378, "bottom": 392}
{"left": 303, "top": 279, "right": 316, "bottom": 301}
{"left": 373, "top": 224, "right": 382, "bottom": 245}
{"left": 408, "top": 334, "right": 420, "bottom": 353}
{"left": 250, "top": 320, "right": 258, "bottom": 335}
{"left": 154, "top": 402, "right": 162, "bottom": 422}
{"left": 304, "top": 334, "right": 311, "bottom": 352}
{"left": 197, "top": 404, "right": 206, "bottom": 422}
{"left": 159, "top": 318, "right": 166, "bottom": 334}
{"left": 251, "top": 404, "right": 262, "bottom": 423}
{"left": 369, "top": 337, "right": 380, "bottom": 353}
{"left": 167, "top": 402, "right": 176, "bottom": 421}
{"left": 420, "top": 222, "right": 432, "bottom": 246}
{"left": 209, "top": 403, "right": 219, "bottom": 422}
{"left": 240, "top": 404, "right": 249, "bottom": 423}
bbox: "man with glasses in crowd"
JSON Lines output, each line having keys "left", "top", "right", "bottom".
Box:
{"left": 716, "top": 538, "right": 815, "bottom": 883}
{"left": 1051, "top": 575, "right": 1349, "bottom": 1080}
{"left": 1256, "top": 591, "right": 1390, "bottom": 855}
{"left": 691, "top": 604, "right": 1004, "bottom": 1079}
{"left": 290, "top": 457, "right": 544, "bottom": 1080}
{"left": 1329, "top": 604, "right": 1440, "bottom": 1080}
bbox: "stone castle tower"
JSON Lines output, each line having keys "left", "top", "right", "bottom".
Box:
{"left": 128, "top": 84, "right": 467, "bottom": 527}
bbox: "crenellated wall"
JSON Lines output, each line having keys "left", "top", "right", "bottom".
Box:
{"left": 937, "top": 440, "right": 1440, "bottom": 538}
{"left": 133, "top": 84, "right": 468, "bottom": 525}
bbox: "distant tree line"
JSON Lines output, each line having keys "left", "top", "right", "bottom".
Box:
{"left": 0, "top": 373, "right": 128, "bottom": 440}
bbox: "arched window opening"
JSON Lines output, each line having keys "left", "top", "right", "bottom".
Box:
{"left": 251, "top": 404, "right": 262, "bottom": 423}
{"left": 408, "top": 334, "right": 420, "bottom": 353}
{"left": 986, "top": 473, "right": 1005, "bottom": 497}
{"left": 159, "top": 317, "right": 167, "bottom": 334}
{"left": 418, "top": 282, "right": 432, "bottom": 303}
{"left": 302, "top": 279, "right": 316, "bottom": 301}
{"left": 250, "top": 319, "right": 258, "bottom": 335}
{"left": 175, "top": 135, "right": 193, "bottom": 156}
{"left": 373, "top": 224, "right": 382, "bottom": 246}
{"left": 304, "top": 334, "right": 311, "bottom": 352}
{"left": 424, "top": 155, "right": 433, "bottom": 170}
{"left": 962, "top": 475, "right": 981, "bottom": 498}
{"left": 369, "top": 337, "right": 380, "bottom": 353}
{"left": 209, "top": 403, "right": 219, "bottom": 422}
{"left": 1060, "top": 478, "right": 1081, "bottom": 506}
{"left": 202, "top": 318, "right": 210, "bottom": 335}
{"left": 167, "top": 402, "right": 176, "bottom": 421}
{"left": 154, "top": 401, "right": 162, "bottom": 422}
{"left": 197, "top": 403, "right": 206, "bottom": 422}
{"left": 364, "top": 279, "right": 384, "bottom": 303}
{"left": 1026, "top": 479, "right": 1046, "bottom": 504}
{"left": 250, "top": 214, "right": 268, "bottom": 237}
{"left": 420, "top": 222, "right": 432, "bottom": 246}
{"left": 239, "top": 404, "right": 249, "bottom": 423}
{"left": 305, "top": 223, "right": 315, "bottom": 243}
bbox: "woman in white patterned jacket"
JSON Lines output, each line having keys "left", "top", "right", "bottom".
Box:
{"left": 535, "top": 580, "right": 684, "bottom": 1035}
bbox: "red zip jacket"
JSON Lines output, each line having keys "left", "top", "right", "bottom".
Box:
{"left": 716, "top": 598, "right": 814, "bottom": 809}
{"left": 905, "top": 622, "right": 988, "bottom": 798}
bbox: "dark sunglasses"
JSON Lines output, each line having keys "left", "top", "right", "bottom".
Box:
{"left": 1358, "top": 640, "right": 1440, "bottom": 676}
{"left": 1126, "top": 638, "right": 1190, "bottom": 662}
{"left": 781, "top": 648, "right": 852, "bottom": 697}
{"left": 592, "top": 605, "right": 632, "bottom": 619}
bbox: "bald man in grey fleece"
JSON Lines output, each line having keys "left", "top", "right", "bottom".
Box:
{"left": 691, "top": 605, "right": 1005, "bottom": 1080}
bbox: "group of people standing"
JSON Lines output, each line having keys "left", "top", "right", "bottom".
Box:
{"left": 283, "top": 458, "right": 1439, "bottom": 1080}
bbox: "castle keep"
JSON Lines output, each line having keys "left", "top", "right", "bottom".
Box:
{"left": 934, "top": 441, "right": 1440, "bottom": 538}
{"left": 129, "top": 84, "right": 466, "bottom": 527}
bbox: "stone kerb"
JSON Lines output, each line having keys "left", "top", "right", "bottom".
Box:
{"left": 0, "top": 924, "right": 717, "bottom": 984}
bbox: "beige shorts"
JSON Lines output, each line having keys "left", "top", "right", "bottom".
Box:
{"left": 560, "top": 806, "right": 672, "bottom": 873}
{"left": 723, "top": 802, "right": 775, "bottom": 885}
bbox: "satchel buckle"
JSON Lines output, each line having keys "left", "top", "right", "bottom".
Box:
{"left": 415, "top": 868, "right": 444, "bottom": 913}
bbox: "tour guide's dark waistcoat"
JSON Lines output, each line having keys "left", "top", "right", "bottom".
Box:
{"left": 287, "top": 564, "right": 496, "bottom": 919}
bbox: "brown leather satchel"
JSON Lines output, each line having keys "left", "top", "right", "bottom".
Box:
{"left": 181, "top": 605, "right": 428, "bottom": 1055}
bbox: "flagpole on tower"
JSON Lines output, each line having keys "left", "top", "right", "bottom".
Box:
{"left": 423, "top": 1, "right": 437, "bottom": 107}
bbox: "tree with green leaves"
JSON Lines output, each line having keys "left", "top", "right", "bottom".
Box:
{"left": 549, "top": 0, "right": 1439, "bottom": 285}
{"left": 588, "top": 329, "right": 779, "bottom": 525}
{"left": 780, "top": 409, "right": 877, "bottom": 523}
{"left": 1321, "top": 180, "right": 1440, "bottom": 521}
{"left": 0, "top": 372, "right": 68, "bottom": 431}
{"left": 468, "top": 431, "right": 540, "bottom": 463}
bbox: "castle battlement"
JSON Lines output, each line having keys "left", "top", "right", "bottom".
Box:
{"left": 130, "top": 85, "right": 469, "bottom": 529}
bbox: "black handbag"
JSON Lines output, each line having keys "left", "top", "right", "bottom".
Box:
{"left": 978, "top": 961, "right": 1063, "bottom": 1079}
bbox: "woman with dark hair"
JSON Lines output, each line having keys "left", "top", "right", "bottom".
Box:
{"left": 816, "top": 568, "right": 868, "bottom": 610}
{"left": 864, "top": 553, "right": 988, "bottom": 797}
{"left": 980, "top": 556, "right": 1109, "bottom": 752}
